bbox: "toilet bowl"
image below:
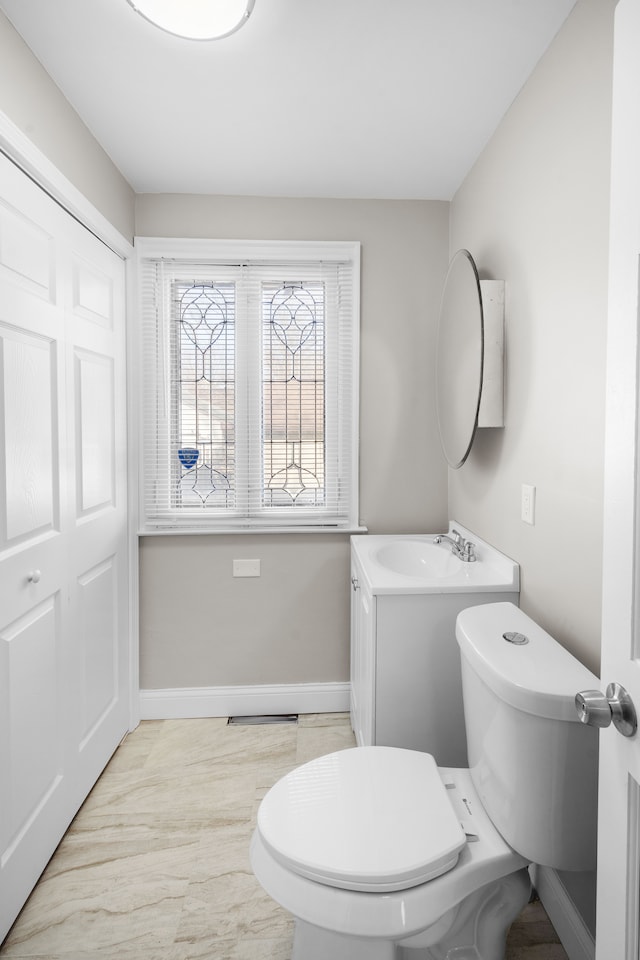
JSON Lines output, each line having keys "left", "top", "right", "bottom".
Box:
{"left": 250, "top": 602, "right": 599, "bottom": 959}
{"left": 251, "top": 751, "right": 530, "bottom": 958}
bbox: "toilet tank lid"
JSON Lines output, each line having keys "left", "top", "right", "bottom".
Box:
{"left": 456, "top": 602, "right": 599, "bottom": 722}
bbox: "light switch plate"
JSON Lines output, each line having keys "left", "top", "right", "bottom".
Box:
{"left": 233, "top": 559, "right": 261, "bottom": 577}
{"left": 521, "top": 484, "right": 536, "bottom": 525}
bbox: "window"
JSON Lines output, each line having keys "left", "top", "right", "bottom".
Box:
{"left": 136, "top": 238, "right": 360, "bottom": 532}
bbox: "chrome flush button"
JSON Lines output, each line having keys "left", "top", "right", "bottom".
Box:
{"left": 503, "top": 631, "right": 529, "bottom": 645}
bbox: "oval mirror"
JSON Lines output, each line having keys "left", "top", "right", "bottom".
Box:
{"left": 436, "top": 249, "right": 484, "bottom": 468}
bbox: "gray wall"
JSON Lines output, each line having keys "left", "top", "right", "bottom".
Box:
{"left": 136, "top": 0, "right": 615, "bottom": 688}
{"left": 449, "top": 0, "right": 614, "bottom": 677}
{"left": 135, "top": 195, "right": 450, "bottom": 687}
{"left": 447, "top": 0, "right": 614, "bottom": 930}
{"left": 0, "top": 11, "right": 134, "bottom": 239}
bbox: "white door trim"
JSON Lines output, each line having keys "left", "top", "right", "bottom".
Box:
{"left": 0, "top": 109, "right": 139, "bottom": 732}
{"left": 0, "top": 112, "right": 132, "bottom": 259}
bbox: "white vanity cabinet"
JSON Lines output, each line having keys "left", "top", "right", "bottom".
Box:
{"left": 350, "top": 528, "right": 520, "bottom": 768}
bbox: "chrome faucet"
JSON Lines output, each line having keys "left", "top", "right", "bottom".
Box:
{"left": 433, "top": 529, "right": 477, "bottom": 562}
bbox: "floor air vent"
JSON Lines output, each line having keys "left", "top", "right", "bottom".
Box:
{"left": 227, "top": 714, "right": 298, "bottom": 725}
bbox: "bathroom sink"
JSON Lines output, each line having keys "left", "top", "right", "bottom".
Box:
{"left": 373, "top": 540, "right": 462, "bottom": 578}
{"left": 351, "top": 526, "right": 520, "bottom": 595}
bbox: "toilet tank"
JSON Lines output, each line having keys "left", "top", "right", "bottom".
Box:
{"left": 456, "top": 602, "right": 599, "bottom": 871}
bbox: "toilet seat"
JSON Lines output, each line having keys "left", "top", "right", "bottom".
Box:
{"left": 251, "top": 764, "right": 529, "bottom": 943}
{"left": 257, "top": 746, "right": 467, "bottom": 892}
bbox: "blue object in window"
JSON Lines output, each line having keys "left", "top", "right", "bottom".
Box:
{"left": 178, "top": 447, "right": 199, "bottom": 469}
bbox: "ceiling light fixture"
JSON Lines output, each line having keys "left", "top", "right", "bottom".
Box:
{"left": 127, "top": 0, "right": 255, "bottom": 40}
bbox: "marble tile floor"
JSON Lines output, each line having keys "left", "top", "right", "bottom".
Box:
{"left": 1, "top": 714, "right": 568, "bottom": 959}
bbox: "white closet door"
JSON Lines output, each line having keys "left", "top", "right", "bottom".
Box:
{"left": 0, "top": 153, "right": 130, "bottom": 941}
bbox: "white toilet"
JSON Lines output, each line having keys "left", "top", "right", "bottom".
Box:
{"left": 250, "top": 602, "right": 599, "bottom": 959}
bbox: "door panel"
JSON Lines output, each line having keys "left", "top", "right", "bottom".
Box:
{"left": 2, "top": 596, "right": 63, "bottom": 842}
{"left": 75, "top": 350, "right": 115, "bottom": 514}
{"left": 596, "top": 1, "right": 640, "bottom": 956}
{"left": 66, "top": 221, "right": 129, "bottom": 797}
{"left": 0, "top": 197, "right": 55, "bottom": 302}
{"left": 0, "top": 153, "right": 129, "bottom": 941}
{"left": 78, "top": 557, "right": 118, "bottom": 740}
{"left": 3, "top": 328, "right": 58, "bottom": 541}
{"left": 71, "top": 254, "right": 114, "bottom": 328}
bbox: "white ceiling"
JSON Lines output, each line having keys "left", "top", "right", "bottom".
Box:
{"left": 1, "top": 0, "right": 577, "bottom": 200}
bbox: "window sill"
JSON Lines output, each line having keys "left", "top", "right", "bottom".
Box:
{"left": 138, "top": 524, "right": 368, "bottom": 537}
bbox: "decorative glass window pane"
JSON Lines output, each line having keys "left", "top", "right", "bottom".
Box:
{"left": 173, "top": 281, "right": 235, "bottom": 508}
{"left": 262, "top": 281, "right": 325, "bottom": 508}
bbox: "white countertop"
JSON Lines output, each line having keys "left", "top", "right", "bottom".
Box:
{"left": 351, "top": 523, "right": 520, "bottom": 596}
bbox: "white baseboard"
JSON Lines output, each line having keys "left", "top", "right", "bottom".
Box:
{"left": 531, "top": 865, "right": 595, "bottom": 960}
{"left": 139, "top": 682, "right": 351, "bottom": 720}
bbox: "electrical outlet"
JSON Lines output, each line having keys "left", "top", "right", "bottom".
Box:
{"left": 521, "top": 484, "right": 536, "bottom": 525}
{"left": 233, "top": 559, "right": 261, "bottom": 577}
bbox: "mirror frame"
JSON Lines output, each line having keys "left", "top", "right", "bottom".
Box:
{"left": 435, "top": 249, "right": 484, "bottom": 469}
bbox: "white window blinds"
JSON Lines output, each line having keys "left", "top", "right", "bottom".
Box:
{"left": 136, "top": 238, "right": 360, "bottom": 533}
